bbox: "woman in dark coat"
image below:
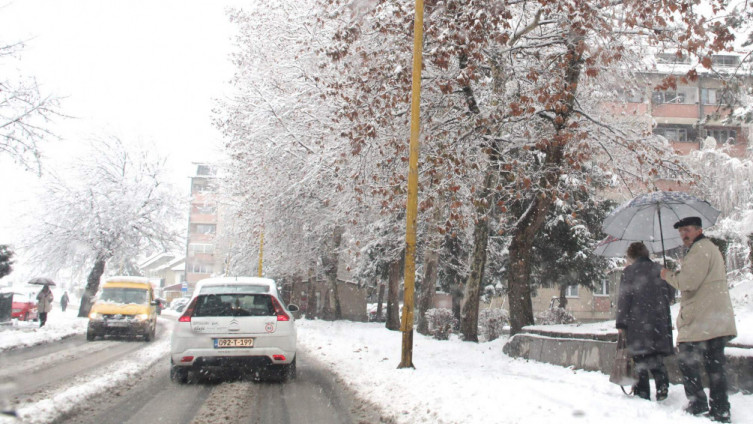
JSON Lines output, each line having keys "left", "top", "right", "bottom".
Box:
{"left": 616, "top": 242, "right": 675, "bottom": 401}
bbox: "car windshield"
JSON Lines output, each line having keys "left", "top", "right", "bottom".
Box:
{"left": 193, "top": 294, "right": 275, "bottom": 317}
{"left": 199, "top": 284, "right": 269, "bottom": 295}
{"left": 100, "top": 288, "right": 149, "bottom": 305}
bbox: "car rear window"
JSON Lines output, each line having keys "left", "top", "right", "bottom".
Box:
{"left": 100, "top": 288, "right": 149, "bottom": 305}
{"left": 199, "top": 285, "right": 269, "bottom": 295}
{"left": 193, "top": 294, "right": 275, "bottom": 317}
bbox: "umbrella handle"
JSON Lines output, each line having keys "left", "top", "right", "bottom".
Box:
{"left": 657, "top": 205, "right": 667, "bottom": 267}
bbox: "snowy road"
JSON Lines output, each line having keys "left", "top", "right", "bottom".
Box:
{"left": 0, "top": 314, "right": 382, "bottom": 424}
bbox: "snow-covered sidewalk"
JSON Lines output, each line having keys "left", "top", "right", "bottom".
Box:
{"left": 297, "top": 319, "right": 753, "bottom": 424}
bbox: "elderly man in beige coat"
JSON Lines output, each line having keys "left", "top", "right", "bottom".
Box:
{"left": 661, "top": 216, "right": 737, "bottom": 423}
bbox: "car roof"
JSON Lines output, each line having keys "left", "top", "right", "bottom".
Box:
{"left": 193, "top": 276, "right": 278, "bottom": 296}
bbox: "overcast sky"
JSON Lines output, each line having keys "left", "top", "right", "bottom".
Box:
{"left": 0, "top": 0, "right": 242, "bottom": 249}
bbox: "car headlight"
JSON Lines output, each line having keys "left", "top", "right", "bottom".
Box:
{"left": 135, "top": 313, "right": 149, "bottom": 321}
{"left": 89, "top": 312, "right": 102, "bottom": 320}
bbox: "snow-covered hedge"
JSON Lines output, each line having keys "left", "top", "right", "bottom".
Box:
{"left": 425, "top": 308, "right": 457, "bottom": 340}
{"left": 478, "top": 308, "right": 509, "bottom": 341}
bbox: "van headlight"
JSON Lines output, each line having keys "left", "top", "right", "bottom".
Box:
{"left": 89, "top": 312, "right": 102, "bottom": 320}
{"left": 135, "top": 313, "right": 149, "bottom": 321}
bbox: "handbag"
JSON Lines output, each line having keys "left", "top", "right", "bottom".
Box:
{"left": 609, "top": 331, "right": 636, "bottom": 393}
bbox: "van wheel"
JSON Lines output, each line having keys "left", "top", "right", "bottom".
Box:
{"left": 144, "top": 327, "right": 153, "bottom": 342}
{"left": 86, "top": 330, "right": 95, "bottom": 341}
{"left": 170, "top": 366, "right": 188, "bottom": 384}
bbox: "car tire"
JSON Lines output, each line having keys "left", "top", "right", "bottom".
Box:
{"left": 170, "top": 365, "right": 188, "bottom": 384}
{"left": 282, "top": 357, "right": 297, "bottom": 382}
{"left": 23, "top": 312, "right": 28, "bottom": 321}
{"left": 144, "top": 325, "right": 155, "bottom": 342}
{"left": 86, "top": 330, "right": 95, "bottom": 341}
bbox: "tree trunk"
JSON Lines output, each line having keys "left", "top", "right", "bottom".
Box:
{"left": 460, "top": 214, "right": 491, "bottom": 342}
{"left": 306, "top": 279, "right": 318, "bottom": 319}
{"left": 78, "top": 257, "right": 107, "bottom": 317}
{"left": 321, "top": 226, "right": 344, "bottom": 321}
{"left": 460, "top": 163, "right": 496, "bottom": 342}
{"left": 558, "top": 284, "right": 568, "bottom": 309}
{"left": 417, "top": 196, "right": 444, "bottom": 335}
{"left": 385, "top": 258, "right": 403, "bottom": 331}
{"left": 376, "top": 283, "right": 385, "bottom": 321}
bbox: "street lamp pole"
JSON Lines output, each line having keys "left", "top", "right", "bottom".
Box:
{"left": 399, "top": 0, "right": 424, "bottom": 370}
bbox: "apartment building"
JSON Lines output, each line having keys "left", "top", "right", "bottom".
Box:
{"left": 184, "top": 164, "right": 225, "bottom": 292}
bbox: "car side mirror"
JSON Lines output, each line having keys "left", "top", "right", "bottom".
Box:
{"left": 287, "top": 304, "right": 299, "bottom": 312}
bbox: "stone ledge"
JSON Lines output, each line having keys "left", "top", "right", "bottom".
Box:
{"left": 504, "top": 332, "right": 753, "bottom": 394}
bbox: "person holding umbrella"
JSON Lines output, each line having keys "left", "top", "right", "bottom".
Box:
{"left": 36, "top": 284, "right": 54, "bottom": 327}
{"left": 616, "top": 242, "right": 674, "bottom": 401}
{"left": 661, "top": 216, "right": 737, "bottom": 423}
{"left": 60, "top": 291, "right": 70, "bottom": 312}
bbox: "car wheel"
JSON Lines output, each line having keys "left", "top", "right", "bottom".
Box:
{"left": 170, "top": 365, "right": 188, "bottom": 384}
{"left": 86, "top": 330, "right": 95, "bottom": 341}
{"left": 143, "top": 326, "right": 153, "bottom": 342}
{"left": 281, "top": 357, "right": 297, "bottom": 382}
{"left": 23, "top": 312, "right": 28, "bottom": 321}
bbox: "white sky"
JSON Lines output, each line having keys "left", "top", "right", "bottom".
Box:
{"left": 0, "top": 0, "right": 243, "bottom": 248}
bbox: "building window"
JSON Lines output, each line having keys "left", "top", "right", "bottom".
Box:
{"left": 188, "top": 243, "right": 214, "bottom": 255}
{"left": 196, "top": 165, "right": 216, "bottom": 176}
{"left": 701, "top": 88, "right": 717, "bottom": 105}
{"left": 189, "top": 263, "right": 214, "bottom": 274}
{"left": 652, "top": 91, "right": 687, "bottom": 104}
{"left": 193, "top": 204, "right": 216, "bottom": 214}
{"left": 194, "top": 224, "right": 216, "bottom": 235}
{"left": 712, "top": 55, "right": 740, "bottom": 68}
{"left": 565, "top": 285, "right": 579, "bottom": 298}
{"left": 656, "top": 52, "right": 690, "bottom": 64}
{"left": 707, "top": 129, "right": 737, "bottom": 144}
{"left": 654, "top": 126, "right": 689, "bottom": 142}
{"left": 594, "top": 279, "right": 610, "bottom": 296}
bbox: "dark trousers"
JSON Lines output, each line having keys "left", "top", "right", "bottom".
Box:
{"left": 677, "top": 337, "right": 730, "bottom": 414}
{"left": 632, "top": 353, "right": 669, "bottom": 400}
{"left": 39, "top": 312, "right": 48, "bottom": 327}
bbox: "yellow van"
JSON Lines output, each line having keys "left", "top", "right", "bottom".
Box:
{"left": 87, "top": 277, "right": 158, "bottom": 341}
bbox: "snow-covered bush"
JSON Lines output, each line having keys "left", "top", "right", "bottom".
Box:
{"left": 478, "top": 308, "right": 509, "bottom": 341}
{"left": 426, "top": 308, "right": 457, "bottom": 340}
{"left": 536, "top": 307, "right": 576, "bottom": 325}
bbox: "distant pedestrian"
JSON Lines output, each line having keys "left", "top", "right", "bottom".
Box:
{"left": 61, "top": 291, "right": 70, "bottom": 312}
{"left": 616, "top": 242, "right": 675, "bottom": 401}
{"left": 661, "top": 216, "right": 737, "bottom": 423}
{"left": 36, "top": 284, "right": 54, "bottom": 327}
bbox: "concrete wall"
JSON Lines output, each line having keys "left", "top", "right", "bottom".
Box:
{"left": 504, "top": 332, "right": 753, "bottom": 394}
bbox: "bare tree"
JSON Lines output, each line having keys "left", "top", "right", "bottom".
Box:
{"left": 22, "top": 136, "right": 183, "bottom": 317}
{"left": 0, "top": 41, "right": 61, "bottom": 174}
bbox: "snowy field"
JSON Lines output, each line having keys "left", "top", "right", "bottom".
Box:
{"left": 0, "top": 276, "right": 751, "bottom": 423}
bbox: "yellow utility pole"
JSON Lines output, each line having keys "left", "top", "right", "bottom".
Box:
{"left": 258, "top": 231, "right": 264, "bottom": 277}
{"left": 399, "top": 0, "right": 424, "bottom": 370}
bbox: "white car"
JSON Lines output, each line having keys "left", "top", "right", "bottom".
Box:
{"left": 170, "top": 277, "right": 298, "bottom": 383}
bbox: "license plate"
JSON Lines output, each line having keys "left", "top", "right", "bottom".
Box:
{"left": 214, "top": 338, "right": 254, "bottom": 348}
{"left": 106, "top": 321, "right": 129, "bottom": 327}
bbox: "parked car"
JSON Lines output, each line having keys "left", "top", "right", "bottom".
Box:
{"left": 87, "top": 277, "right": 159, "bottom": 341}
{"left": 11, "top": 292, "right": 38, "bottom": 321}
{"left": 170, "top": 297, "right": 190, "bottom": 311}
{"left": 170, "top": 277, "right": 299, "bottom": 383}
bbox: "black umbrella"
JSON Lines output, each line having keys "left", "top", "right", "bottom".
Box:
{"left": 28, "top": 277, "right": 57, "bottom": 286}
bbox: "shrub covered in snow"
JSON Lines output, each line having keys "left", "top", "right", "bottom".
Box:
{"left": 478, "top": 308, "right": 509, "bottom": 341}
{"left": 536, "top": 306, "right": 576, "bottom": 325}
{"left": 425, "top": 308, "right": 458, "bottom": 340}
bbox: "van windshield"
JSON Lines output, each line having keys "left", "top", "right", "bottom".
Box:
{"left": 100, "top": 288, "right": 149, "bottom": 305}
{"left": 193, "top": 294, "right": 275, "bottom": 317}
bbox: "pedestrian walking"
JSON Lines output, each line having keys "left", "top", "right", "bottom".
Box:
{"left": 616, "top": 242, "right": 675, "bottom": 401}
{"left": 61, "top": 291, "right": 70, "bottom": 312}
{"left": 661, "top": 216, "right": 737, "bottom": 423}
{"left": 36, "top": 284, "right": 54, "bottom": 327}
